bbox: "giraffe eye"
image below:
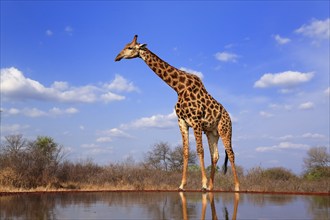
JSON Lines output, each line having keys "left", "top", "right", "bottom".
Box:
{"left": 128, "top": 47, "right": 133, "bottom": 50}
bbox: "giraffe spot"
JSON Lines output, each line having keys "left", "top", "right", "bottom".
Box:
{"left": 179, "top": 76, "right": 186, "bottom": 83}
{"left": 194, "top": 81, "right": 201, "bottom": 87}
{"left": 190, "top": 93, "right": 196, "bottom": 100}
{"left": 213, "top": 109, "right": 217, "bottom": 116}
{"left": 172, "top": 72, "right": 178, "bottom": 79}
{"left": 178, "top": 84, "right": 185, "bottom": 91}
{"left": 168, "top": 67, "right": 174, "bottom": 73}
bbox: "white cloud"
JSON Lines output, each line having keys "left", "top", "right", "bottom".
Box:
{"left": 100, "top": 128, "right": 132, "bottom": 138}
{"left": 2, "top": 107, "right": 79, "bottom": 117}
{"left": 254, "top": 71, "right": 314, "bottom": 88}
{"left": 65, "top": 107, "right": 79, "bottom": 114}
{"left": 52, "top": 81, "right": 69, "bottom": 90}
{"left": 64, "top": 26, "right": 73, "bottom": 35}
{"left": 105, "top": 74, "right": 139, "bottom": 92}
{"left": 279, "top": 135, "right": 294, "bottom": 141}
{"left": 180, "top": 67, "right": 204, "bottom": 79}
{"left": 215, "top": 52, "right": 239, "bottom": 62}
{"left": 298, "top": 102, "right": 314, "bottom": 110}
{"left": 324, "top": 87, "right": 330, "bottom": 96}
{"left": 295, "top": 18, "right": 330, "bottom": 40}
{"left": 273, "top": 34, "right": 291, "bottom": 45}
{"left": 49, "top": 107, "right": 79, "bottom": 115}
{"left": 96, "top": 137, "right": 112, "bottom": 143}
{"left": 256, "top": 142, "right": 309, "bottom": 152}
{"left": 269, "top": 103, "right": 292, "bottom": 111}
{"left": 46, "top": 30, "right": 53, "bottom": 36}
{"left": 301, "top": 133, "right": 325, "bottom": 139}
{"left": 101, "top": 92, "right": 125, "bottom": 103}
{"left": 259, "top": 111, "right": 274, "bottom": 118}
{"left": 24, "top": 108, "right": 47, "bottom": 117}
{"left": 7, "top": 108, "right": 20, "bottom": 115}
{"left": 121, "top": 111, "right": 177, "bottom": 129}
{"left": 1, "top": 124, "right": 30, "bottom": 133}
{"left": 1, "top": 67, "right": 137, "bottom": 103}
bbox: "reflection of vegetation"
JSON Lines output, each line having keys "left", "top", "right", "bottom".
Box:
{"left": 306, "top": 196, "right": 330, "bottom": 220}
{"left": 0, "top": 135, "right": 329, "bottom": 193}
{"left": 245, "top": 194, "right": 295, "bottom": 206}
{"left": 0, "top": 194, "right": 57, "bottom": 219}
{"left": 0, "top": 192, "right": 187, "bottom": 220}
{"left": 1, "top": 192, "right": 329, "bottom": 219}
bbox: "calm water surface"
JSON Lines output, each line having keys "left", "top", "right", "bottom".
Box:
{"left": 0, "top": 192, "right": 329, "bottom": 219}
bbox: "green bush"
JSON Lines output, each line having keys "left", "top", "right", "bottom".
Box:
{"left": 304, "top": 166, "right": 330, "bottom": 180}
{"left": 262, "top": 167, "right": 297, "bottom": 181}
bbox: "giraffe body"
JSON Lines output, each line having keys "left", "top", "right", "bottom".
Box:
{"left": 115, "top": 35, "right": 239, "bottom": 191}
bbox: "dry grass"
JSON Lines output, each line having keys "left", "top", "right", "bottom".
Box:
{"left": 1, "top": 165, "right": 329, "bottom": 194}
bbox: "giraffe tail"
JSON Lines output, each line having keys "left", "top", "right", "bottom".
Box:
{"left": 222, "top": 150, "right": 228, "bottom": 175}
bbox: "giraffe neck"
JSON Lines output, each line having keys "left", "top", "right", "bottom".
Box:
{"left": 139, "top": 48, "right": 186, "bottom": 93}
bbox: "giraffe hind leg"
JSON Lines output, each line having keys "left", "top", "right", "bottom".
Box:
{"left": 218, "top": 113, "right": 240, "bottom": 191}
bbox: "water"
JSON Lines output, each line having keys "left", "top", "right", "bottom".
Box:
{"left": 0, "top": 191, "right": 329, "bottom": 219}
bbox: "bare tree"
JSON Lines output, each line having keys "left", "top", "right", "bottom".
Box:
{"left": 144, "top": 142, "right": 172, "bottom": 171}
{"left": 144, "top": 142, "right": 197, "bottom": 172}
{"left": 169, "top": 145, "right": 197, "bottom": 171}
{"left": 303, "top": 146, "right": 329, "bottom": 170}
{"left": 303, "top": 146, "right": 330, "bottom": 179}
{"left": 1, "top": 134, "right": 26, "bottom": 155}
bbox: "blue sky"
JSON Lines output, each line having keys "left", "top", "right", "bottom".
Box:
{"left": 1, "top": 1, "right": 329, "bottom": 174}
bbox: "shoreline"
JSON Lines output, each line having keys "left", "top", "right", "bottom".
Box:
{"left": 1, "top": 189, "right": 329, "bottom": 197}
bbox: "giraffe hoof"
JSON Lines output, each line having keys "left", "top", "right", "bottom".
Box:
{"left": 178, "top": 187, "right": 185, "bottom": 191}
{"left": 201, "top": 187, "right": 208, "bottom": 192}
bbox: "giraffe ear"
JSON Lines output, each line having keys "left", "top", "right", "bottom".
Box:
{"left": 140, "top": 44, "right": 147, "bottom": 50}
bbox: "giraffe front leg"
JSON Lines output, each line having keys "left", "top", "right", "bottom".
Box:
{"left": 178, "top": 118, "right": 189, "bottom": 190}
{"left": 194, "top": 127, "right": 208, "bottom": 190}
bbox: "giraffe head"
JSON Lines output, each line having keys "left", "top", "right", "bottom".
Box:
{"left": 115, "top": 35, "right": 147, "bottom": 61}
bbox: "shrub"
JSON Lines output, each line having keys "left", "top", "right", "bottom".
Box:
{"left": 262, "top": 167, "right": 297, "bottom": 181}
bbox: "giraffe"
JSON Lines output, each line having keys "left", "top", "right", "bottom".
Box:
{"left": 115, "top": 35, "right": 240, "bottom": 191}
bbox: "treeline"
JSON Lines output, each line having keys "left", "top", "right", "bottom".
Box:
{"left": 0, "top": 135, "right": 329, "bottom": 192}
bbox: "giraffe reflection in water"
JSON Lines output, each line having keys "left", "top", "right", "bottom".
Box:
{"left": 179, "top": 192, "right": 240, "bottom": 220}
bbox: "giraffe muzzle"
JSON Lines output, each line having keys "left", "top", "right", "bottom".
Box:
{"left": 115, "top": 54, "right": 123, "bottom": 61}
